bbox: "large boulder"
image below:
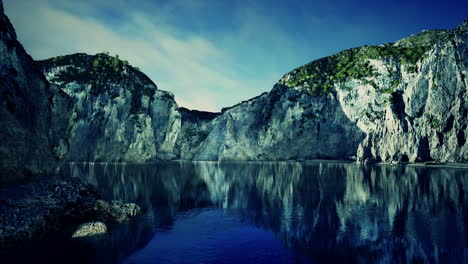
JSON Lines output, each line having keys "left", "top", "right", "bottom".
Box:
{"left": 71, "top": 221, "right": 107, "bottom": 238}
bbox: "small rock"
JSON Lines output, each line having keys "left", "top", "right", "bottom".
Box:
{"left": 93, "top": 200, "right": 128, "bottom": 223}
{"left": 112, "top": 202, "right": 141, "bottom": 216}
{"left": 72, "top": 221, "right": 107, "bottom": 238}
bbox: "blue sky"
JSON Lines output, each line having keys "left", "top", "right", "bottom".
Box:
{"left": 4, "top": 0, "right": 468, "bottom": 111}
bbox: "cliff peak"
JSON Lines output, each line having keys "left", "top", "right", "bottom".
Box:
{"left": 279, "top": 23, "right": 455, "bottom": 95}
{"left": 37, "top": 53, "right": 156, "bottom": 96}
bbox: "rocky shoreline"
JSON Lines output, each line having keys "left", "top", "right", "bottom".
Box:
{"left": 0, "top": 176, "right": 140, "bottom": 244}
{"left": 0, "top": 0, "right": 141, "bottom": 244}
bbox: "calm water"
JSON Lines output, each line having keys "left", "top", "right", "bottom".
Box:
{"left": 3, "top": 161, "right": 468, "bottom": 264}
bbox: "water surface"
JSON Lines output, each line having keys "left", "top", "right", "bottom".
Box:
{"left": 4, "top": 161, "right": 468, "bottom": 263}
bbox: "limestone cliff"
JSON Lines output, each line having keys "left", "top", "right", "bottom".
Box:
{"left": 38, "top": 53, "right": 181, "bottom": 162}
{"left": 174, "top": 107, "right": 220, "bottom": 160}
{"left": 192, "top": 20, "right": 467, "bottom": 162}
{"left": 190, "top": 86, "right": 364, "bottom": 160}
{"left": 38, "top": 20, "right": 468, "bottom": 163}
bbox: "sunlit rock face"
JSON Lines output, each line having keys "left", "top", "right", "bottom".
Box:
{"left": 277, "top": 22, "right": 468, "bottom": 163}
{"left": 192, "top": 86, "right": 364, "bottom": 160}
{"left": 0, "top": 2, "right": 74, "bottom": 182}
{"left": 64, "top": 161, "right": 467, "bottom": 263}
{"left": 38, "top": 53, "right": 181, "bottom": 162}
{"left": 195, "top": 20, "right": 467, "bottom": 162}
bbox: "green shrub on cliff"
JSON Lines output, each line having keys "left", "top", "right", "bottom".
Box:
{"left": 38, "top": 53, "right": 155, "bottom": 104}
{"left": 282, "top": 29, "right": 448, "bottom": 96}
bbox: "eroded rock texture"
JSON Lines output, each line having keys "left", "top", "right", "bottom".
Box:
{"left": 38, "top": 53, "right": 180, "bottom": 162}
{"left": 0, "top": 1, "right": 74, "bottom": 182}
{"left": 38, "top": 20, "right": 468, "bottom": 163}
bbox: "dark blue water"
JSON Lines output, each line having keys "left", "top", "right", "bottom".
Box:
{"left": 4, "top": 161, "right": 468, "bottom": 263}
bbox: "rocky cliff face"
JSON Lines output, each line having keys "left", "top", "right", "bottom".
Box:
{"left": 191, "top": 21, "right": 467, "bottom": 162}
{"left": 190, "top": 86, "right": 364, "bottom": 160}
{"left": 332, "top": 25, "right": 467, "bottom": 163}
{"left": 180, "top": 20, "right": 466, "bottom": 162}
{"left": 0, "top": 1, "right": 140, "bottom": 243}
{"left": 175, "top": 107, "right": 220, "bottom": 160}
{"left": 38, "top": 20, "right": 468, "bottom": 163}
{"left": 38, "top": 53, "right": 181, "bottom": 162}
{"left": 0, "top": 1, "right": 74, "bottom": 182}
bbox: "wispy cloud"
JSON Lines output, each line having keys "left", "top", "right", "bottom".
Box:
{"left": 4, "top": 0, "right": 466, "bottom": 111}
{"left": 3, "top": 0, "right": 274, "bottom": 112}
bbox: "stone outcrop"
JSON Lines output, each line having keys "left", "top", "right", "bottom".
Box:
{"left": 191, "top": 85, "right": 364, "bottom": 160}
{"left": 71, "top": 221, "right": 107, "bottom": 238}
{"left": 0, "top": 176, "right": 141, "bottom": 243}
{"left": 0, "top": 1, "right": 75, "bottom": 183}
{"left": 0, "top": 177, "right": 99, "bottom": 242}
{"left": 174, "top": 107, "right": 220, "bottom": 160}
{"left": 84, "top": 200, "right": 141, "bottom": 223}
{"left": 38, "top": 53, "right": 181, "bottom": 162}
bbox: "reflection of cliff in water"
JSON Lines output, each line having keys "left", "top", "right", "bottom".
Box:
{"left": 62, "top": 161, "right": 467, "bottom": 263}
{"left": 195, "top": 162, "right": 467, "bottom": 263}
{"left": 334, "top": 165, "right": 467, "bottom": 263}
{"left": 64, "top": 162, "right": 212, "bottom": 225}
